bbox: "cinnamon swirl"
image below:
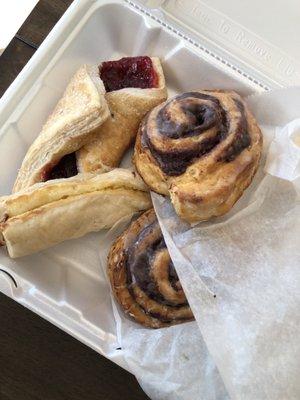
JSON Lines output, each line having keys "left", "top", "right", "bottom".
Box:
{"left": 134, "top": 90, "right": 262, "bottom": 223}
{"left": 107, "top": 209, "right": 194, "bottom": 328}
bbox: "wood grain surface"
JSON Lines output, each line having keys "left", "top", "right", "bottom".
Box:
{"left": 0, "top": 1, "right": 149, "bottom": 399}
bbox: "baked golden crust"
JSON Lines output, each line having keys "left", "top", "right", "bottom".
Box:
{"left": 76, "top": 58, "right": 167, "bottom": 173}
{"left": 1, "top": 169, "right": 151, "bottom": 258}
{"left": 107, "top": 209, "right": 194, "bottom": 328}
{"left": 13, "top": 65, "right": 110, "bottom": 193}
{"left": 134, "top": 90, "right": 263, "bottom": 223}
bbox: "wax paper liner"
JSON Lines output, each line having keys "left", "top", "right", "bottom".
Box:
{"left": 151, "top": 87, "right": 300, "bottom": 399}
{"left": 99, "top": 214, "right": 228, "bottom": 400}
{"left": 98, "top": 87, "right": 300, "bottom": 400}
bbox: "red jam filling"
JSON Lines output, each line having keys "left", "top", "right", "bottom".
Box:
{"left": 42, "top": 152, "right": 78, "bottom": 181}
{"left": 100, "top": 56, "right": 159, "bottom": 92}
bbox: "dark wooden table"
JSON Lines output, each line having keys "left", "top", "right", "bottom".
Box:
{"left": 0, "top": 2, "right": 149, "bottom": 399}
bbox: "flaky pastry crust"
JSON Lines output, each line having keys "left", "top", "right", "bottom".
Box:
{"left": 76, "top": 58, "right": 167, "bottom": 173}
{"left": 13, "top": 65, "right": 110, "bottom": 192}
{"left": 1, "top": 169, "right": 151, "bottom": 258}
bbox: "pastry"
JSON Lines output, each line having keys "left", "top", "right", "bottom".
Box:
{"left": 107, "top": 209, "right": 194, "bottom": 328}
{"left": 13, "top": 65, "right": 110, "bottom": 192}
{"left": 0, "top": 169, "right": 151, "bottom": 258}
{"left": 76, "top": 56, "right": 167, "bottom": 173}
{"left": 134, "top": 90, "right": 263, "bottom": 223}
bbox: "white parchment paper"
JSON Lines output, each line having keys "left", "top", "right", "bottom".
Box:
{"left": 151, "top": 87, "right": 300, "bottom": 399}
{"left": 99, "top": 216, "right": 229, "bottom": 400}
{"left": 98, "top": 87, "right": 300, "bottom": 400}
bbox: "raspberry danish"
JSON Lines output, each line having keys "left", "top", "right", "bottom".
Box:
{"left": 77, "top": 56, "right": 167, "bottom": 173}
{"left": 13, "top": 65, "right": 110, "bottom": 192}
{"left": 107, "top": 209, "right": 194, "bottom": 328}
{"left": 134, "top": 90, "right": 262, "bottom": 223}
{"left": 13, "top": 57, "right": 167, "bottom": 193}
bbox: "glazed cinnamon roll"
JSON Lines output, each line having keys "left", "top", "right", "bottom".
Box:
{"left": 107, "top": 209, "right": 194, "bottom": 328}
{"left": 134, "top": 90, "right": 263, "bottom": 223}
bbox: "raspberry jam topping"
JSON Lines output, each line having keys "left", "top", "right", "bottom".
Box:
{"left": 100, "top": 56, "right": 159, "bottom": 92}
{"left": 44, "top": 152, "right": 78, "bottom": 181}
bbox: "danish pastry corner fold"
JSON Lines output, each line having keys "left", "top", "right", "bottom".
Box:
{"left": 13, "top": 64, "right": 110, "bottom": 193}
{"left": 1, "top": 169, "right": 151, "bottom": 258}
{"left": 76, "top": 56, "right": 167, "bottom": 174}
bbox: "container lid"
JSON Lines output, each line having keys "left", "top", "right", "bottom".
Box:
{"left": 135, "top": 0, "right": 300, "bottom": 88}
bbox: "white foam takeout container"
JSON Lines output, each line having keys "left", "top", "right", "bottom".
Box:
{"left": 0, "top": 0, "right": 298, "bottom": 370}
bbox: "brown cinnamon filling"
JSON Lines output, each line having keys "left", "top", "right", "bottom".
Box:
{"left": 217, "top": 100, "right": 251, "bottom": 162}
{"left": 141, "top": 92, "right": 251, "bottom": 176}
{"left": 125, "top": 219, "right": 187, "bottom": 308}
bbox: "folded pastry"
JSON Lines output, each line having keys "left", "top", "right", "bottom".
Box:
{"left": 107, "top": 209, "right": 194, "bottom": 328}
{"left": 76, "top": 56, "right": 167, "bottom": 173}
{"left": 1, "top": 169, "right": 151, "bottom": 258}
{"left": 134, "top": 90, "right": 263, "bottom": 223}
{"left": 13, "top": 65, "right": 110, "bottom": 192}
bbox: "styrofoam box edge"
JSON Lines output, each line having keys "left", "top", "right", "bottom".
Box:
{"left": 0, "top": 0, "right": 267, "bottom": 370}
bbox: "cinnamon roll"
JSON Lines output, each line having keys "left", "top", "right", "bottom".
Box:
{"left": 134, "top": 90, "right": 263, "bottom": 223}
{"left": 107, "top": 209, "right": 194, "bottom": 328}
{"left": 76, "top": 56, "right": 167, "bottom": 173}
